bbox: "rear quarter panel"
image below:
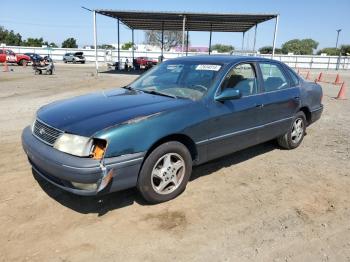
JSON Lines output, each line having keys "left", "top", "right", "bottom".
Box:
{"left": 299, "top": 80, "right": 323, "bottom": 111}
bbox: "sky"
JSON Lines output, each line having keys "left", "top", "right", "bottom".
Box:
{"left": 1, "top": 0, "right": 349, "bottom": 50}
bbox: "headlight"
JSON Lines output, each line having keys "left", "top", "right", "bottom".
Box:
{"left": 54, "top": 133, "right": 93, "bottom": 157}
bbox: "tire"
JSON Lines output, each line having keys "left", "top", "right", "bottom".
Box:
{"left": 63, "top": 59, "right": 67, "bottom": 63}
{"left": 137, "top": 141, "right": 192, "bottom": 204}
{"left": 18, "top": 59, "right": 26, "bottom": 66}
{"left": 72, "top": 59, "right": 76, "bottom": 64}
{"left": 47, "top": 69, "right": 52, "bottom": 75}
{"left": 277, "top": 111, "right": 306, "bottom": 149}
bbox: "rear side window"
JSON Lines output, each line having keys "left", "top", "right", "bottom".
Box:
{"left": 221, "top": 63, "right": 258, "bottom": 96}
{"left": 259, "top": 63, "right": 288, "bottom": 92}
{"left": 286, "top": 67, "right": 300, "bottom": 86}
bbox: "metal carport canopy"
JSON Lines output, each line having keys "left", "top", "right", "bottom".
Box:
{"left": 95, "top": 10, "right": 277, "bottom": 32}
{"left": 91, "top": 10, "right": 279, "bottom": 74}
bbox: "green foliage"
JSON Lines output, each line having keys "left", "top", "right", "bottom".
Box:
{"left": 211, "top": 44, "right": 234, "bottom": 53}
{"left": 98, "top": 44, "right": 115, "bottom": 49}
{"left": 258, "top": 46, "right": 282, "bottom": 54}
{"left": 281, "top": 39, "right": 318, "bottom": 55}
{"left": 317, "top": 47, "right": 340, "bottom": 56}
{"left": 61, "top": 38, "right": 77, "bottom": 48}
{"left": 122, "top": 42, "right": 133, "bottom": 50}
{"left": 22, "top": 37, "right": 45, "bottom": 47}
{"left": 340, "top": 45, "right": 350, "bottom": 56}
{"left": 49, "top": 42, "right": 58, "bottom": 48}
{"left": 0, "top": 26, "right": 22, "bottom": 45}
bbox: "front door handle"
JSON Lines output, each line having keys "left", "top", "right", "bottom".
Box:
{"left": 256, "top": 104, "right": 264, "bottom": 108}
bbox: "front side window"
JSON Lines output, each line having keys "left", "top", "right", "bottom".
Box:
{"left": 220, "top": 63, "right": 257, "bottom": 96}
{"left": 129, "top": 61, "right": 223, "bottom": 100}
{"left": 259, "top": 63, "right": 288, "bottom": 92}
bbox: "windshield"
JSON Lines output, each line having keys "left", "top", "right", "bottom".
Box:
{"left": 129, "top": 61, "right": 223, "bottom": 100}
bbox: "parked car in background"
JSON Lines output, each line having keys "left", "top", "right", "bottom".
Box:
{"left": 63, "top": 52, "right": 85, "bottom": 64}
{"left": 133, "top": 57, "right": 157, "bottom": 70}
{"left": 25, "top": 53, "right": 43, "bottom": 63}
{"left": 22, "top": 56, "right": 323, "bottom": 203}
{"left": 0, "top": 49, "right": 31, "bottom": 65}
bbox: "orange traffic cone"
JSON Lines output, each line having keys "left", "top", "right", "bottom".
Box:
{"left": 336, "top": 82, "right": 346, "bottom": 100}
{"left": 305, "top": 71, "right": 310, "bottom": 80}
{"left": 3, "top": 62, "right": 9, "bottom": 72}
{"left": 315, "top": 72, "right": 323, "bottom": 82}
{"left": 334, "top": 74, "right": 341, "bottom": 85}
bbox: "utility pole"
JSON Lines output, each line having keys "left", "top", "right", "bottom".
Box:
{"left": 335, "top": 29, "right": 342, "bottom": 49}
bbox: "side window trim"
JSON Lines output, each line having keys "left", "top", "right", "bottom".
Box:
{"left": 258, "top": 61, "right": 291, "bottom": 93}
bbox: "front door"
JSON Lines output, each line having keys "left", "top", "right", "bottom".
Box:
{"left": 206, "top": 62, "right": 264, "bottom": 161}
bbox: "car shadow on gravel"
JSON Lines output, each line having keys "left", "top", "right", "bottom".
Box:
{"left": 33, "top": 141, "right": 277, "bottom": 216}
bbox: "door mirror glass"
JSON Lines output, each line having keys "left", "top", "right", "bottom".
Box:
{"left": 215, "top": 88, "right": 241, "bottom": 101}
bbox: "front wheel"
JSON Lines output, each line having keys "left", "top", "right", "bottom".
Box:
{"left": 137, "top": 141, "right": 192, "bottom": 204}
{"left": 277, "top": 111, "right": 306, "bottom": 149}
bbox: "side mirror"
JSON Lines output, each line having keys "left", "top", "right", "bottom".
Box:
{"left": 215, "top": 88, "right": 241, "bottom": 102}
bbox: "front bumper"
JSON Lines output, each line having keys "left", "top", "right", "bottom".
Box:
{"left": 22, "top": 126, "right": 144, "bottom": 196}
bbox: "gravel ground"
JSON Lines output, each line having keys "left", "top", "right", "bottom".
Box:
{"left": 0, "top": 64, "right": 349, "bottom": 262}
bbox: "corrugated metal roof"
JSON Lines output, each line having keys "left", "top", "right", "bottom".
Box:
{"left": 95, "top": 10, "right": 277, "bottom": 32}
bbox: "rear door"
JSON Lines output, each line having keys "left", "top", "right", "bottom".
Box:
{"left": 257, "top": 62, "right": 300, "bottom": 142}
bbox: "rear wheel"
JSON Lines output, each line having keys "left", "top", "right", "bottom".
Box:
{"left": 137, "top": 141, "right": 192, "bottom": 204}
{"left": 277, "top": 111, "right": 306, "bottom": 149}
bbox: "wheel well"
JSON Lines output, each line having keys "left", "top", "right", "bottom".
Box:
{"left": 300, "top": 106, "right": 311, "bottom": 124}
{"left": 145, "top": 134, "right": 198, "bottom": 161}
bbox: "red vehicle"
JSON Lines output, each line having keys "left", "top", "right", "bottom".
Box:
{"left": 133, "top": 57, "right": 158, "bottom": 70}
{"left": 0, "top": 49, "right": 31, "bottom": 65}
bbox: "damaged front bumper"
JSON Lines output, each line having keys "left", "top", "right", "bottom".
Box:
{"left": 21, "top": 126, "right": 144, "bottom": 196}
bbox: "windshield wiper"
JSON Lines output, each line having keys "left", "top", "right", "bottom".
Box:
{"left": 142, "top": 90, "right": 177, "bottom": 99}
{"left": 122, "top": 86, "right": 138, "bottom": 91}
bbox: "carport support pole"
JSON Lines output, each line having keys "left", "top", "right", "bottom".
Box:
{"left": 186, "top": 31, "right": 189, "bottom": 56}
{"left": 117, "top": 18, "right": 120, "bottom": 70}
{"left": 161, "top": 22, "right": 164, "bottom": 61}
{"left": 242, "top": 32, "right": 245, "bottom": 51}
{"left": 208, "top": 24, "right": 212, "bottom": 55}
{"left": 272, "top": 15, "right": 279, "bottom": 58}
{"left": 181, "top": 16, "right": 186, "bottom": 55}
{"left": 93, "top": 11, "right": 98, "bottom": 74}
{"left": 253, "top": 24, "right": 257, "bottom": 54}
{"left": 132, "top": 29, "right": 135, "bottom": 65}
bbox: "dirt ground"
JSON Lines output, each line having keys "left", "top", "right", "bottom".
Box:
{"left": 0, "top": 64, "right": 349, "bottom": 262}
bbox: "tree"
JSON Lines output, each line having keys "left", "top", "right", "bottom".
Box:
{"left": 97, "top": 44, "right": 115, "bottom": 49}
{"left": 211, "top": 44, "right": 234, "bottom": 53}
{"left": 0, "top": 26, "right": 22, "bottom": 46}
{"left": 340, "top": 45, "right": 350, "bottom": 56}
{"left": 145, "top": 30, "right": 189, "bottom": 51}
{"left": 49, "top": 42, "right": 58, "bottom": 48}
{"left": 122, "top": 42, "right": 133, "bottom": 50}
{"left": 258, "top": 46, "right": 282, "bottom": 54}
{"left": 22, "top": 37, "right": 45, "bottom": 47}
{"left": 317, "top": 47, "right": 340, "bottom": 56}
{"left": 61, "top": 38, "right": 77, "bottom": 48}
{"left": 281, "top": 39, "right": 318, "bottom": 55}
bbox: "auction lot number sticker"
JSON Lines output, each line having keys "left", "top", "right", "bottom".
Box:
{"left": 196, "top": 64, "right": 221, "bottom": 71}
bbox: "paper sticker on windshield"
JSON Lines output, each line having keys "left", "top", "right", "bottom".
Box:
{"left": 195, "top": 64, "right": 221, "bottom": 71}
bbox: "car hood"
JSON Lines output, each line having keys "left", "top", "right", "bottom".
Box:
{"left": 37, "top": 88, "right": 193, "bottom": 136}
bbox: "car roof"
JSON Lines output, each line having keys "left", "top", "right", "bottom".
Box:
{"left": 168, "top": 55, "right": 279, "bottom": 65}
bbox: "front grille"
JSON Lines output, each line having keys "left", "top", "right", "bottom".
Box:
{"left": 33, "top": 119, "right": 63, "bottom": 146}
